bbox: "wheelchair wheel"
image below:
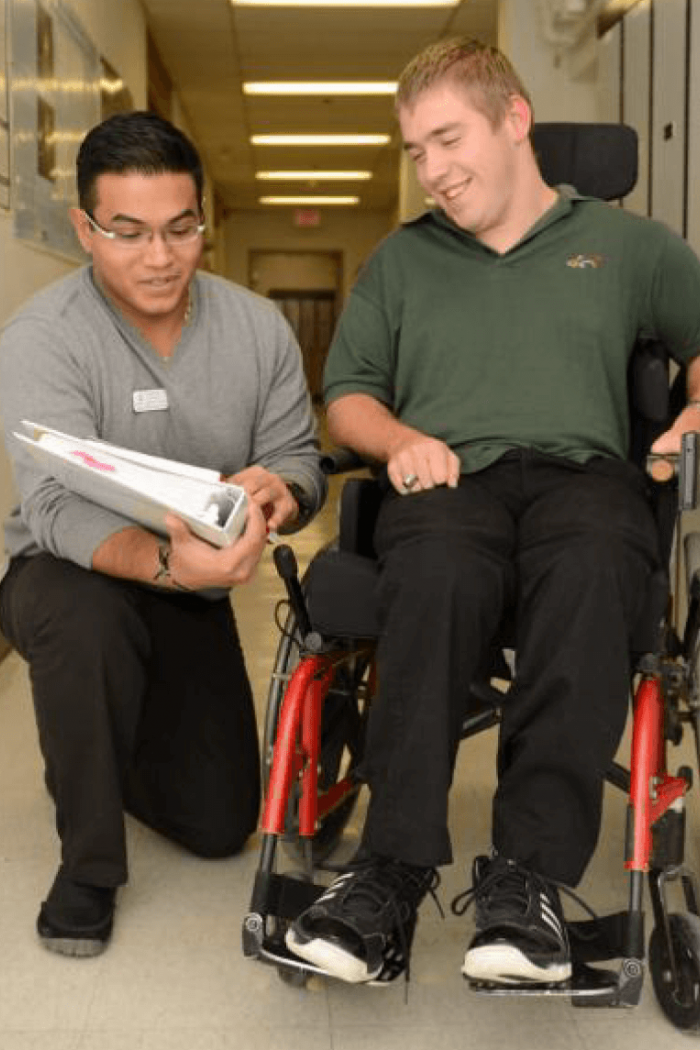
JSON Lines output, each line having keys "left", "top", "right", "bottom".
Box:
{"left": 649, "top": 912, "right": 700, "bottom": 1031}
{"left": 262, "top": 609, "right": 372, "bottom": 866}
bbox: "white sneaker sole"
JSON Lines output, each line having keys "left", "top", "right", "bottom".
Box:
{"left": 285, "top": 928, "right": 381, "bottom": 984}
{"left": 462, "top": 944, "right": 571, "bottom": 985}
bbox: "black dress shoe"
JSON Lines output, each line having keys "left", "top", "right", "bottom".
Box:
{"left": 37, "top": 867, "right": 116, "bottom": 957}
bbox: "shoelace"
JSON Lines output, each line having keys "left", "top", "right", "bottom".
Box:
{"left": 451, "top": 857, "right": 598, "bottom": 931}
{"left": 387, "top": 863, "right": 442, "bottom": 996}
{"left": 451, "top": 859, "right": 534, "bottom": 918}
{"left": 334, "top": 859, "right": 442, "bottom": 992}
{"left": 331, "top": 858, "right": 439, "bottom": 916}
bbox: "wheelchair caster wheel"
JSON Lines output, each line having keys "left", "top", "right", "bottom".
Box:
{"left": 278, "top": 964, "right": 310, "bottom": 988}
{"left": 649, "top": 913, "right": 700, "bottom": 1031}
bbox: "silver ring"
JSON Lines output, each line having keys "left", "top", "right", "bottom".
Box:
{"left": 403, "top": 474, "right": 418, "bottom": 490}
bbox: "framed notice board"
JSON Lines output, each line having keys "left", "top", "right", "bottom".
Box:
{"left": 11, "top": 0, "right": 100, "bottom": 259}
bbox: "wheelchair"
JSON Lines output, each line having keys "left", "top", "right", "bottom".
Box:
{"left": 243, "top": 124, "right": 700, "bottom": 1032}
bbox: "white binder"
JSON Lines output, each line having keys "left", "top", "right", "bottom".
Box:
{"left": 15, "top": 421, "right": 248, "bottom": 548}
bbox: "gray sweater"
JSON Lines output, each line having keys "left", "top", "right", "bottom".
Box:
{"left": 0, "top": 266, "right": 325, "bottom": 572}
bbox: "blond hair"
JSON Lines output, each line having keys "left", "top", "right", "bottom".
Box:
{"left": 396, "top": 37, "right": 532, "bottom": 128}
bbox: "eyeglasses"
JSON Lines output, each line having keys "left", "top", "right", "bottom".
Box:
{"left": 83, "top": 210, "right": 205, "bottom": 248}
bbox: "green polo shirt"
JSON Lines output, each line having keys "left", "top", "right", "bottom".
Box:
{"left": 324, "top": 192, "right": 700, "bottom": 473}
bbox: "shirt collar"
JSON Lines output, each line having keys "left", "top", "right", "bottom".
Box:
{"left": 403, "top": 185, "right": 586, "bottom": 255}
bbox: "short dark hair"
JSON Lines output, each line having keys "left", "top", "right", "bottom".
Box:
{"left": 76, "top": 110, "right": 204, "bottom": 212}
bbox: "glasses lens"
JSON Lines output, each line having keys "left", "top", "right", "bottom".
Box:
{"left": 113, "top": 224, "right": 203, "bottom": 247}
{"left": 89, "top": 213, "right": 204, "bottom": 248}
{"left": 113, "top": 229, "right": 151, "bottom": 246}
{"left": 165, "top": 222, "right": 203, "bottom": 245}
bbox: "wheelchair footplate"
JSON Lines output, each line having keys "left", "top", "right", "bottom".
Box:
{"left": 467, "top": 913, "right": 644, "bottom": 1008}
{"left": 243, "top": 869, "right": 410, "bottom": 985}
{"left": 245, "top": 875, "right": 644, "bottom": 1001}
{"left": 243, "top": 919, "right": 339, "bottom": 981}
{"left": 467, "top": 960, "right": 630, "bottom": 1004}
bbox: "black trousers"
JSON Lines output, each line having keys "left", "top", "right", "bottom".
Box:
{"left": 360, "top": 450, "right": 660, "bottom": 886}
{"left": 0, "top": 554, "right": 261, "bottom": 887}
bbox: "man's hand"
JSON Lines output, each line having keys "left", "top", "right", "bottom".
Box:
{"left": 386, "top": 433, "right": 461, "bottom": 494}
{"left": 650, "top": 403, "right": 700, "bottom": 456}
{"left": 165, "top": 499, "right": 268, "bottom": 589}
{"left": 326, "top": 392, "right": 461, "bottom": 494}
{"left": 226, "top": 465, "right": 298, "bottom": 530}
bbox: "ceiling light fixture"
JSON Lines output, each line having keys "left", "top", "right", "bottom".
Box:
{"left": 251, "top": 134, "right": 390, "bottom": 146}
{"left": 259, "top": 195, "right": 360, "bottom": 205}
{"left": 233, "top": 0, "right": 457, "bottom": 7}
{"left": 244, "top": 81, "right": 397, "bottom": 95}
{"left": 256, "top": 170, "right": 372, "bottom": 180}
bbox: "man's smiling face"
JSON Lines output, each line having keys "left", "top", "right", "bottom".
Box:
{"left": 71, "top": 171, "right": 203, "bottom": 329}
{"left": 399, "top": 81, "right": 526, "bottom": 243}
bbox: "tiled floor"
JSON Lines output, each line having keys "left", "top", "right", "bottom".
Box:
{"left": 1, "top": 469, "right": 699, "bottom": 1049}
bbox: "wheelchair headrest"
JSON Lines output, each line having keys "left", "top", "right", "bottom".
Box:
{"left": 532, "top": 123, "right": 638, "bottom": 201}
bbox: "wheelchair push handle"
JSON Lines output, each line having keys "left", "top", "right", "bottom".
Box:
{"left": 646, "top": 430, "right": 699, "bottom": 510}
{"left": 273, "top": 544, "right": 323, "bottom": 651}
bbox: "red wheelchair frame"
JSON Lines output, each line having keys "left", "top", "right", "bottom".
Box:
{"left": 262, "top": 651, "right": 361, "bottom": 841}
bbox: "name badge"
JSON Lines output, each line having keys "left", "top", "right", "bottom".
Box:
{"left": 133, "top": 389, "right": 169, "bottom": 413}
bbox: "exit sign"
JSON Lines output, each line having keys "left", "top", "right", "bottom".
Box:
{"left": 294, "top": 208, "right": 321, "bottom": 227}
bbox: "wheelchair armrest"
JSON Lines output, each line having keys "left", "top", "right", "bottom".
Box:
{"left": 339, "top": 477, "right": 384, "bottom": 556}
{"left": 320, "top": 447, "right": 372, "bottom": 475}
{"left": 628, "top": 340, "right": 670, "bottom": 423}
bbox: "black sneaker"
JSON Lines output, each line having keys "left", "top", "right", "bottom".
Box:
{"left": 285, "top": 856, "right": 437, "bottom": 984}
{"left": 456, "top": 854, "right": 571, "bottom": 985}
{"left": 37, "top": 867, "right": 116, "bottom": 957}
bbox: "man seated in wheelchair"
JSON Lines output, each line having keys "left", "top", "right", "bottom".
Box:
{"left": 283, "top": 36, "right": 700, "bottom": 988}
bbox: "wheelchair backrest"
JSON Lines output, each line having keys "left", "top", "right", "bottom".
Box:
{"left": 532, "top": 122, "right": 638, "bottom": 202}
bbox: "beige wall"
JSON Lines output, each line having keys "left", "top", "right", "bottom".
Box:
{"left": 498, "top": 0, "right": 600, "bottom": 123}
{"left": 222, "top": 208, "right": 392, "bottom": 303}
{"left": 68, "top": 0, "right": 148, "bottom": 110}
{"left": 0, "top": 0, "right": 148, "bottom": 528}
{"left": 398, "top": 151, "right": 429, "bottom": 224}
{"left": 250, "top": 251, "right": 340, "bottom": 297}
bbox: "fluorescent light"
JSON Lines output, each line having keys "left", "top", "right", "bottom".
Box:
{"left": 251, "top": 134, "right": 390, "bottom": 146}
{"left": 256, "top": 170, "right": 372, "bottom": 180}
{"left": 244, "top": 81, "right": 397, "bottom": 96}
{"left": 233, "top": 0, "right": 457, "bottom": 6}
{"left": 259, "top": 195, "right": 360, "bottom": 205}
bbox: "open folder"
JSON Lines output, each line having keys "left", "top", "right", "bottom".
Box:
{"left": 14, "top": 421, "right": 248, "bottom": 548}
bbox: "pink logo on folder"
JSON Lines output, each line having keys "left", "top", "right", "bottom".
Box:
{"left": 71, "top": 450, "right": 116, "bottom": 472}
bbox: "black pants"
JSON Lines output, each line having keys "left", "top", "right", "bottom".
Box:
{"left": 0, "top": 554, "right": 261, "bottom": 887}
{"left": 360, "top": 450, "right": 660, "bottom": 886}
